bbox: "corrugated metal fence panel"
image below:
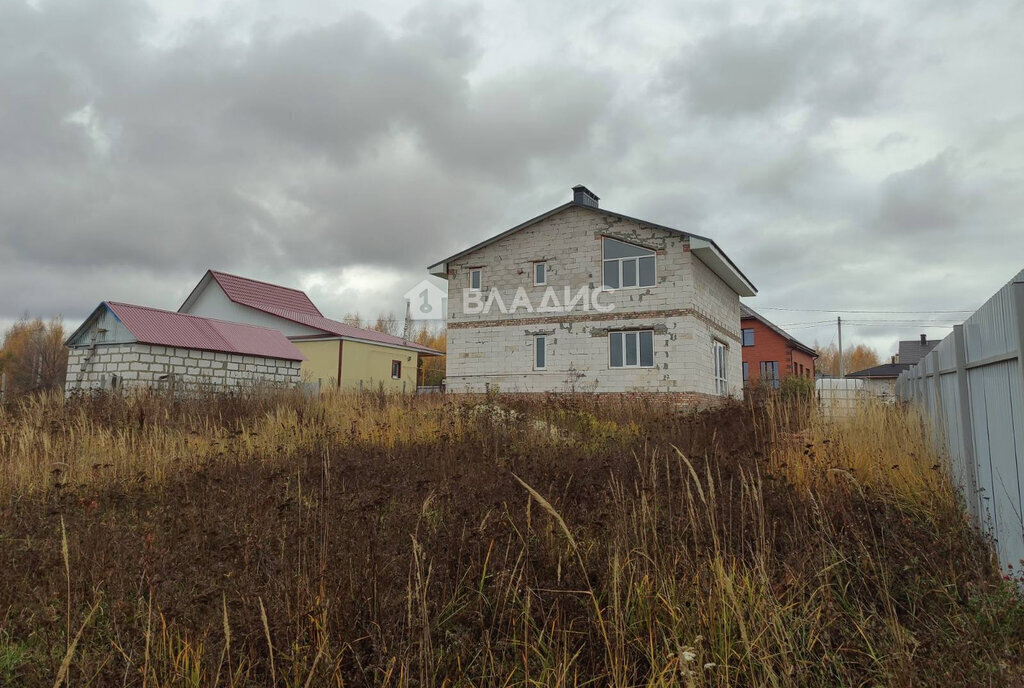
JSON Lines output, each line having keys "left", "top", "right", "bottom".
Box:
{"left": 939, "top": 371, "right": 967, "bottom": 495}
{"left": 936, "top": 335, "right": 956, "bottom": 371}
{"left": 1007, "top": 357, "right": 1024, "bottom": 571}
{"left": 965, "top": 277, "right": 1019, "bottom": 364}
{"left": 897, "top": 269, "right": 1024, "bottom": 574}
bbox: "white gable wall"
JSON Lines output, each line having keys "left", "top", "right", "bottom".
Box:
{"left": 181, "top": 280, "right": 323, "bottom": 337}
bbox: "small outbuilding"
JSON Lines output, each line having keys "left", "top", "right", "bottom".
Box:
{"left": 65, "top": 301, "right": 304, "bottom": 392}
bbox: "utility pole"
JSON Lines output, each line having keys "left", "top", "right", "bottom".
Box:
{"left": 837, "top": 316, "right": 844, "bottom": 378}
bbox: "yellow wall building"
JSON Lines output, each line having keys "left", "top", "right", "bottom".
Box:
{"left": 293, "top": 338, "right": 421, "bottom": 392}
{"left": 179, "top": 270, "right": 441, "bottom": 393}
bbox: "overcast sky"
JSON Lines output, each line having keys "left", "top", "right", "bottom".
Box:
{"left": 2, "top": 0, "right": 1022, "bottom": 355}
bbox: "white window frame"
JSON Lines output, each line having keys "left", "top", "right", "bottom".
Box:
{"left": 608, "top": 330, "right": 655, "bottom": 369}
{"left": 533, "top": 334, "right": 547, "bottom": 370}
{"left": 713, "top": 340, "right": 728, "bottom": 395}
{"left": 469, "top": 268, "right": 482, "bottom": 291}
{"left": 533, "top": 261, "right": 547, "bottom": 286}
{"left": 601, "top": 238, "right": 656, "bottom": 290}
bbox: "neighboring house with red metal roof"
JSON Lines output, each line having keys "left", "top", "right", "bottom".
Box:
{"left": 179, "top": 270, "right": 441, "bottom": 392}
{"left": 64, "top": 302, "right": 304, "bottom": 392}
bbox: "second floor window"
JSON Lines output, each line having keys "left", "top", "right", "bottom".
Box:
{"left": 602, "top": 237, "right": 655, "bottom": 289}
{"left": 533, "top": 261, "right": 546, "bottom": 286}
{"left": 742, "top": 328, "right": 755, "bottom": 346}
{"left": 470, "top": 268, "right": 482, "bottom": 291}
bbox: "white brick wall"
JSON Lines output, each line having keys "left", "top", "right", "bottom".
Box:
{"left": 444, "top": 206, "right": 743, "bottom": 397}
{"left": 65, "top": 343, "right": 302, "bottom": 392}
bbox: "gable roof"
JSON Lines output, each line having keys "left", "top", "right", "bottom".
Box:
{"left": 180, "top": 270, "right": 442, "bottom": 356}
{"left": 740, "top": 304, "right": 818, "bottom": 357}
{"left": 210, "top": 270, "right": 322, "bottom": 316}
{"left": 897, "top": 338, "right": 941, "bottom": 365}
{"left": 426, "top": 200, "right": 757, "bottom": 297}
{"left": 846, "top": 362, "right": 911, "bottom": 379}
{"left": 254, "top": 306, "right": 443, "bottom": 355}
{"left": 67, "top": 302, "right": 305, "bottom": 361}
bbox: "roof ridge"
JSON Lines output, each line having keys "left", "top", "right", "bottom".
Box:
{"left": 209, "top": 269, "right": 310, "bottom": 297}
{"left": 106, "top": 301, "right": 283, "bottom": 332}
{"left": 276, "top": 307, "right": 418, "bottom": 345}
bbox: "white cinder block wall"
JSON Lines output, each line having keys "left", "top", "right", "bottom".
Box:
{"left": 65, "top": 344, "right": 301, "bottom": 391}
{"left": 445, "top": 206, "right": 742, "bottom": 398}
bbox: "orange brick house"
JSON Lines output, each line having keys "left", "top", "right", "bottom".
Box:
{"left": 740, "top": 305, "right": 817, "bottom": 387}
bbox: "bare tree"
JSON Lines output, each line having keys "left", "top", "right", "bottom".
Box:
{"left": 372, "top": 311, "right": 399, "bottom": 336}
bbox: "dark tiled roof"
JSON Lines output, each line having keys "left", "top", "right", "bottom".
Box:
{"left": 846, "top": 362, "right": 911, "bottom": 379}
{"left": 898, "top": 338, "right": 941, "bottom": 365}
{"left": 740, "top": 304, "right": 818, "bottom": 357}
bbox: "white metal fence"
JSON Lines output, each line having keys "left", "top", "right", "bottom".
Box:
{"left": 896, "top": 269, "right": 1024, "bottom": 574}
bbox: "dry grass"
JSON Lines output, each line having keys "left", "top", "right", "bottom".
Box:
{"left": 0, "top": 389, "right": 1022, "bottom": 687}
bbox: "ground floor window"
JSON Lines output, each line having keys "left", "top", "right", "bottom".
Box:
{"left": 713, "top": 340, "right": 728, "bottom": 395}
{"left": 742, "top": 361, "right": 749, "bottom": 383}
{"left": 534, "top": 335, "right": 546, "bottom": 370}
{"left": 760, "top": 361, "right": 779, "bottom": 388}
{"left": 391, "top": 360, "right": 402, "bottom": 379}
{"left": 609, "top": 330, "right": 654, "bottom": 368}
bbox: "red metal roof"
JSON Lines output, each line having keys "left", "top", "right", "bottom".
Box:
{"left": 201, "top": 270, "right": 441, "bottom": 356}
{"left": 256, "top": 305, "right": 442, "bottom": 355}
{"left": 210, "top": 270, "right": 323, "bottom": 317}
{"left": 105, "top": 302, "right": 305, "bottom": 361}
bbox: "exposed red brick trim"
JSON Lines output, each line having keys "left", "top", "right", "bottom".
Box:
{"left": 449, "top": 308, "right": 740, "bottom": 343}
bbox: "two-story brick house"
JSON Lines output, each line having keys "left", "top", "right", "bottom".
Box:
{"left": 427, "top": 186, "right": 757, "bottom": 402}
{"left": 739, "top": 305, "right": 817, "bottom": 387}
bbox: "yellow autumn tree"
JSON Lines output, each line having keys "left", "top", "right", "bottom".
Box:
{"left": 816, "top": 343, "right": 881, "bottom": 377}
{"left": 1, "top": 317, "right": 68, "bottom": 398}
{"left": 413, "top": 325, "right": 446, "bottom": 387}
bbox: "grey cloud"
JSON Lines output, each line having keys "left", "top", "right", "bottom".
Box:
{"left": 875, "top": 151, "right": 974, "bottom": 234}
{"left": 0, "top": 0, "right": 617, "bottom": 323}
{"left": 665, "top": 12, "right": 887, "bottom": 121}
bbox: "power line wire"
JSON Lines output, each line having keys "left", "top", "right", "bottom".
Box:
{"left": 758, "top": 306, "right": 973, "bottom": 314}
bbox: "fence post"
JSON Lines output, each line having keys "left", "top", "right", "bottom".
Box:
{"left": 953, "top": 324, "right": 979, "bottom": 522}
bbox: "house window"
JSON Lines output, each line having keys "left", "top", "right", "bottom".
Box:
{"left": 469, "top": 268, "right": 482, "bottom": 291}
{"left": 534, "top": 335, "right": 546, "bottom": 370}
{"left": 602, "top": 237, "right": 655, "bottom": 289}
{"left": 713, "top": 340, "right": 728, "bottom": 395}
{"left": 760, "top": 361, "right": 779, "bottom": 388}
{"left": 533, "top": 262, "right": 547, "bottom": 286}
{"left": 742, "top": 329, "right": 755, "bottom": 347}
{"left": 609, "top": 330, "right": 654, "bottom": 368}
{"left": 742, "top": 361, "right": 749, "bottom": 383}
{"left": 391, "top": 360, "right": 402, "bottom": 379}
